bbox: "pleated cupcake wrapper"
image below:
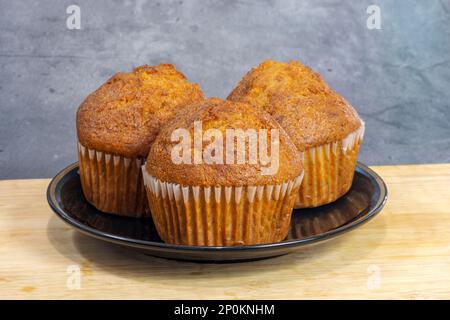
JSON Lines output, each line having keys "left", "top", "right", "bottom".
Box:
{"left": 142, "top": 169, "right": 303, "bottom": 246}
{"left": 77, "top": 142, "right": 149, "bottom": 217}
{"left": 296, "top": 123, "right": 365, "bottom": 208}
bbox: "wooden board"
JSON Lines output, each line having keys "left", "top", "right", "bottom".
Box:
{"left": 1, "top": 164, "right": 450, "bottom": 299}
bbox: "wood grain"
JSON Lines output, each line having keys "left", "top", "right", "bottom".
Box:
{"left": 1, "top": 164, "right": 450, "bottom": 299}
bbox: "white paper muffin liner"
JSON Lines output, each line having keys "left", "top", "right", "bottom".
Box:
{"left": 77, "top": 141, "right": 149, "bottom": 217}
{"left": 142, "top": 168, "right": 303, "bottom": 246}
{"left": 296, "top": 123, "right": 365, "bottom": 208}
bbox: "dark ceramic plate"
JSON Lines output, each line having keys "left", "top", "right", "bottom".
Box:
{"left": 47, "top": 162, "right": 387, "bottom": 263}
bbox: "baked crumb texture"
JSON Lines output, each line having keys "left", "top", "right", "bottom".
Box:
{"left": 143, "top": 98, "right": 304, "bottom": 245}
{"left": 77, "top": 64, "right": 204, "bottom": 158}
{"left": 76, "top": 64, "right": 204, "bottom": 216}
{"left": 228, "top": 60, "right": 364, "bottom": 208}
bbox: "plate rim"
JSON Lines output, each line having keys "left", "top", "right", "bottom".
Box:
{"left": 47, "top": 162, "right": 388, "bottom": 252}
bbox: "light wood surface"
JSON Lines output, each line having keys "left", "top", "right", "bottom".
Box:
{"left": 1, "top": 164, "right": 450, "bottom": 299}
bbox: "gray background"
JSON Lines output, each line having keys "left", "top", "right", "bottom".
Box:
{"left": 1, "top": 0, "right": 449, "bottom": 179}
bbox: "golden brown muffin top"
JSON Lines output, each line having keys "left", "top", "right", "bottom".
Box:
{"left": 145, "top": 98, "right": 303, "bottom": 186}
{"left": 77, "top": 64, "right": 204, "bottom": 158}
{"left": 227, "top": 60, "right": 362, "bottom": 151}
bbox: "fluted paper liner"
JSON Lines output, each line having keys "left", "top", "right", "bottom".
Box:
{"left": 78, "top": 142, "right": 149, "bottom": 217}
{"left": 296, "top": 124, "right": 365, "bottom": 208}
{"left": 143, "top": 169, "right": 303, "bottom": 246}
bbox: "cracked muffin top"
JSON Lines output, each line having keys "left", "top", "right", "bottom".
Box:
{"left": 227, "top": 60, "right": 363, "bottom": 151}
{"left": 145, "top": 98, "right": 303, "bottom": 186}
{"left": 77, "top": 64, "right": 204, "bottom": 158}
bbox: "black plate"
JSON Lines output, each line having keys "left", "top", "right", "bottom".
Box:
{"left": 47, "top": 162, "right": 387, "bottom": 263}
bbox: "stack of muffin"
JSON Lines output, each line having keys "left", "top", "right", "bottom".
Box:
{"left": 76, "top": 61, "right": 364, "bottom": 246}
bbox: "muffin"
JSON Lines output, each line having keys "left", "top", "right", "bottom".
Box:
{"left": 76, "top": 64, "right": 204, "bottom": 217}
{"left": 228, "top": 60, "right": 364, "bottom": 208}
{"left": 142, "top": 98, "right": 304, "bottom": 246}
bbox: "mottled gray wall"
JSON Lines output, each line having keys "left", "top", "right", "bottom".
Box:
{"left": 0, "top": 0, "right": 449, "bottom": 179}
